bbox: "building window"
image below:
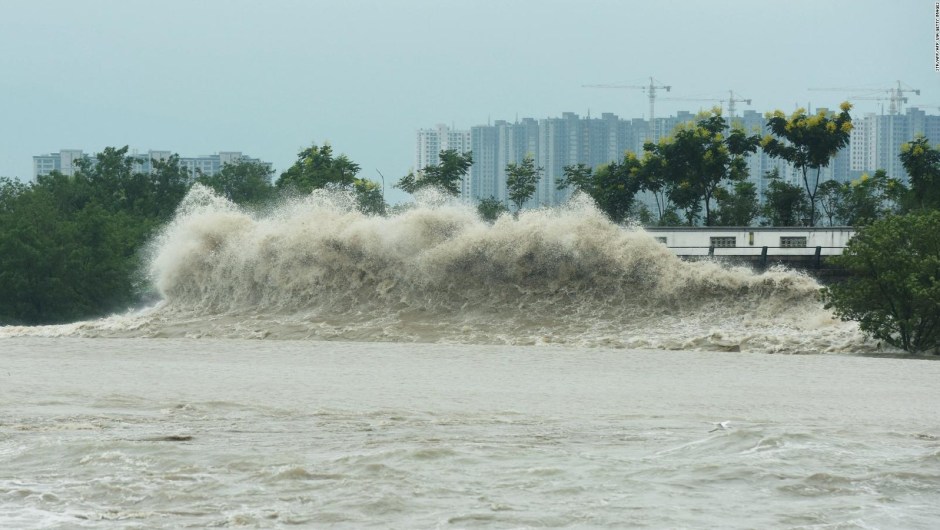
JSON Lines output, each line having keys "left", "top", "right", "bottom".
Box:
{"left": 710, "top": 236, "right": 736, "bottom": 248}
{"left": 780, "top": 236, "right": 807, "bottom": 248}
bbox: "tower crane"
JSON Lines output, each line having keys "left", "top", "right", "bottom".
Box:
{"left": 583, "top": 77, "right": 671, "bottom": 138}
{"left": 808, "top": 80, "right": 920, "bottom": 115}
{"left": 659, "top": 90, "right": 752, "bottom": 118}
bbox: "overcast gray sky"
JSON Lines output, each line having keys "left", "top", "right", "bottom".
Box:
{"left": 1, "top": 0, "right": 936, "bottom": 204}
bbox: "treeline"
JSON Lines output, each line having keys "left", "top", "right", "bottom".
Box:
{"left": 0, "top": 143, "right": 385, "bottom": 325}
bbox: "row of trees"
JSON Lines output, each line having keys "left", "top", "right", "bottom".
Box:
{"left": 555, "top": 106, "right": 856, "bottom": 227}
{"left": 0, "top": 142, "right": 386, "bottom": 325}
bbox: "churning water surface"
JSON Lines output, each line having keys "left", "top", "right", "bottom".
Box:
{"left": 2, "top": 187, "right": 937, "bottom": 528}
{"left": 2, "top": 338, "right": 940, "bottom": 529}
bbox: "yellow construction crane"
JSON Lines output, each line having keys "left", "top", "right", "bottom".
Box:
{"left": 808, "top": 80, "right": 920, "bottom": 115}
{"left": 583, "top": 77, "right": 671, "bottom": 135}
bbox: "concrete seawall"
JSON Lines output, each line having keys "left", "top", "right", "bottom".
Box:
{"left": 644, "top": 226, "right": 857, "bottom": 281}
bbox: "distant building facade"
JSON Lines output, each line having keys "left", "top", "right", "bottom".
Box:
{"left": 415, "top": 124, "right": 473, "bottom": 196}
{"left": 33, "top": 149, "right": 86, "bottom": 178}
{"left": 419, "top": 105, "right": 940, "bottom": 212}
{"left": 32, "top": 149, "right": 271, "bottom": 181}
{"left": 848, "top": 107, "right": 940, "bottom": 181}
{"left": 468, "top": 112, "right": 648, "bottom": 207}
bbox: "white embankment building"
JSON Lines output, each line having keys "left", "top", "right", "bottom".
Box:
{"left": 643, "top": 227, "right": 856, "bottom": 262}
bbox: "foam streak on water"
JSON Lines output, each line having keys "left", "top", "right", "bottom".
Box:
{"left": 2, "top": 338, "right": 939, "bottom": 529}
{"left": 0, "top": 187, "right": 874, "bottom": 353}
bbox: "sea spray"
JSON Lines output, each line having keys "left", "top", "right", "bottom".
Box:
{"left": 2, "top": 186, "right": 876, "bottom": 352}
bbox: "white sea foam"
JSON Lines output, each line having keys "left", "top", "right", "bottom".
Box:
{"left": 0, "top": 186, "right": 878, "bottom": 353}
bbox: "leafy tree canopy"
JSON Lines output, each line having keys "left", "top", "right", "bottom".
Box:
{"left": 277, "top": 143, "right": 361, "bottom": 193}
{"left": 276, "top": 142, "right": 384, "bottom": 213}
{"left": 198, "top": 159, "right": 275, "bottom": 206}
{"left": 823, "top": 210, "right": 940, "bottom": 354}
{"left": 505, "top": 155, "right": 541, "bottom": 212}
{"left": 762, "top": 103, "right": 853, "bottom": 225}
{"left": 714, "top": 181, "right": 760, "bottom": 226}
{"left": 558, "top": 153, "right": 644, "bottom": 224}
{"left": 643, "top": 109, "right": 760, "bottom": 226}
{"left": 761, "top": 172, "right": 809, "bottom": 227}
{"left": 899, "top": 136, "right": 940, "bottom": 210}
{"left": 395, "top": 149, "right": 473, "bottom": 196}
{"left": 476, "top": 196, "right": 509, "bottom": 222}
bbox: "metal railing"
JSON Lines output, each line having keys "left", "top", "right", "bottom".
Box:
{"left": 665, "top": 245, "right": 849, "bottom": 268}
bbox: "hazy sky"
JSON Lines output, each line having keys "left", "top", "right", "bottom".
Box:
{"left": 1, "top": 0, "right": 936, "bottom": 203}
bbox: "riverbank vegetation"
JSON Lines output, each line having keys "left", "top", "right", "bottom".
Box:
{"left": 0, "top": 143, "right": 383, "bottom": 325}
{"left": 821, "top": 138, "right": 940, "bottom": 354}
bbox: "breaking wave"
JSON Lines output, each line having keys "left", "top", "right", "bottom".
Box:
{"left": 0, "top": 186, "right": 876, "bottom": 353}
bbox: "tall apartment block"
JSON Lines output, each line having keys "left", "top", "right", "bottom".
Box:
{"left": 419, "top": 106, "right": 939, "bottom": 211}
{"left": 415, "top": 124, "right": 472, "bottom": 197}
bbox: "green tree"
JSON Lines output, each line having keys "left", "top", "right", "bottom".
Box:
{"left": 70, "top": 147, "right": 189, "bottom": 221}
{"left": 277, "top": 142, "right": 384, "bottom": 213}
{"left": 395, "top": 171, "right": 419, "bottom": 194}
{"left": 898, "top": 136, "right": 940, "bottom": 210}
{"left": 628, "top": 202, "right": 655, "bottom": 225}
{"left": 197, "top": 159, "right": 275, "bottom": 206}
{"left": 817, "top": 179, "right": 844, "bottom": 226}
{"left": 277, "top": 143, "right": 354, "bottom": 193}
{"left": 557, "top": 162, "right": 593, "bottom": 192}
{"left": 642, "top": 109, "right": 760, "bottom": 226}
{"left": 141, "top": 155, "right": 190, "bottom": 220}
{"left": 394, "top": 149, "right": 473, "bottom": 196}
{"left": 0, "top": 181, "right": 146, "bottom": 324}
{"left": 835, "top": 170, "right": 905, "bottom": 226}
{"left": 761, "top": 175, "right": 809, "bottom": 226}
{"left": 714, "top": 181, "right": 760, "bottom": 226}
{"left": 476, "top": 196, "right": 508, "bottom": 221}
{"left": 761, "top": 103, "right": 853, "bottom": 225}
{"left": 354, "top": 178, "right": 386, "bottom": 215}
{"left": 505, "top": 155, "right": 541, "bottom": 212}
{"left": 0, "top": 147, "right": 197, "bottom": 324}
{"left": 822, "top": 211, "right": 940, "bottom": 354}
{"left": 558, "top": 154, "right": 644, "bottom": 223}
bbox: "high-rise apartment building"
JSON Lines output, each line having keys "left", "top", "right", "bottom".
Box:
{"left": 420, "top": 105, "right": 940, "bottom": 212}
{"left": 467, "top": 112, "right": 647, "bottom": 207}
{"left": 415, "top": 124, "right": 472, "bottom": 196}
{"left": 32, "top": 149, "right": 86, "bottom": 178}
{"left": 848, "top": 107, "right": 940, "bottom": 181}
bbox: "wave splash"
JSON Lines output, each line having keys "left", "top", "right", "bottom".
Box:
{"left": 2, "top": 186, "right": 873, "bottom": 353}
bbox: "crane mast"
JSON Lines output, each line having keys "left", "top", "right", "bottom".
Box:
{"left": 659, "top": 89, "right": 752, "bottom": 118}
{"left": 583, "top": 77, "right": 671, "bottom": 140}
{"left": 807, "top": 80, "right": 920, "bottom": 115}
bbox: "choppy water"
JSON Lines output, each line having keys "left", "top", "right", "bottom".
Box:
{"left": 3, "top": 188, "right": 934, "bottom": 528}
{"left": 2, "top": 338, "right": 939, "bottom": 529}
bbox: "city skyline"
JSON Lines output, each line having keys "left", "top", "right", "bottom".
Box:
{"left": 2, "top": 0, "right": 936, "bottom": 205}
{"left": 417, "top": 104, "right": 940, "bottom": 209}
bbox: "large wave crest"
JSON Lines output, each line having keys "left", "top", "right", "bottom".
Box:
{"left": 2, "top": 186, "right": 874, "bottom": 353}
